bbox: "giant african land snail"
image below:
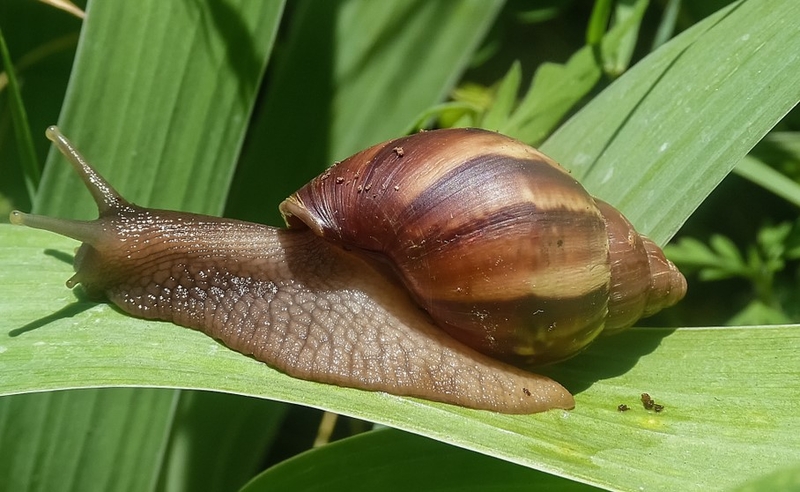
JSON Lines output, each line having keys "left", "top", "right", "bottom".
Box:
{"left": 10, "top": 126, "right": 685, "bottom": 414}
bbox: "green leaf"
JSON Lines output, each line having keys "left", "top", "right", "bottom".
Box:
{"left": 733, "top": 462, "right": 800, "bottom": 492}
{"left": 500, "top": 0, "right": 647, "bottom": 145}
{"left": 500, "top": 51, "right": 602, "bottom": 145}
{"left": 601, "top": 0, "right": 646, "bottom": 76}
{"left": 735, "top": 155, "right": 800, "bottom": 208}
{"left": 242, "top": 428, "right": 599, "bottom": 491}
{"left": 586, "top": 0, "right": 613, "bottom": 46}
{"left": 542, "top": 0, "right": 800, "bottom": 246}
{"left": 37, "top": 0, "right": 283, "bottom": 218}
{"left": 155, "top": 392, "right": 288, "bottom": 492}
{"left": 651, "top": 0, "right": 681, "bottom": 51}
{"left": 710, "top": 234, "right": 746, "bottom": 265}
{"left": 2, "top": 226, "right": 800, "bottom": 490}
{"left": 0, "top": 26, "right": 39, "bottom": 199}
{"left": 726, "top": 300, "right": 791, "bottom": 326}
{"left": 481, "top": 61, "right": 522, "bottom": 130}
{"left": 665, "top": 236, "right": 724, "bottom": 266}
{"left": 0, "top": 388, "right": 176, "bottom": 492}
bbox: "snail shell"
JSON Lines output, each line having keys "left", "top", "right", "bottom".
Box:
{"left": 10, "top": 126, "right": 685, "bottom": 414}
{"left": 281, "top": 128, "right": 686, "bottom": 366}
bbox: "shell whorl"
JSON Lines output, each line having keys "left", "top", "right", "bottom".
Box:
{"left": 597, "top": 200, "right": 687, "bottom": 335}
{"left": 280, "top": 128, "right": 683, "bottom": 366}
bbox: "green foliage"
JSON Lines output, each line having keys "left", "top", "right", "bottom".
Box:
{"left": 666, "top": 219, "right": 800, "bottom": 325}
{"left": 1, "top": 1, "right": 799, "bottom": 491}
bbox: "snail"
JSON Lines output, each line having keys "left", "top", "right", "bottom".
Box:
{"left": 10, "top": 126, "right": 686, "bottom": 414}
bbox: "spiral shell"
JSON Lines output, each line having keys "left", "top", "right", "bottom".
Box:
{"left": 280, "top": 128, "right": 686, "bottom": 366}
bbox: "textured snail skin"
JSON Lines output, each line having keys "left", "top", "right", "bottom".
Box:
{"left": 9, "top": 126, "right": 580, "bottom": 414}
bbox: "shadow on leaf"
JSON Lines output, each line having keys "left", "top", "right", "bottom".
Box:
{"left": 541, "top": 327, "right": 677, "bottom": 394}
{"left": 44, "top": 247, "right": 74, "bottom": 266}
{"left": 8, "top": 300, "right": 96, "bottom": 337}
{"left": 9, "top": 246, "right": 96, "bottom": 336}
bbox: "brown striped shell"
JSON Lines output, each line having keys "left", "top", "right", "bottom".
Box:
{"left": 279, "top": 128, "right": 686, "bottom": 366}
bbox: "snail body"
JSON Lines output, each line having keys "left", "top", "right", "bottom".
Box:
{"left": 11, "top": 126, "right": 685, "bottom": 414}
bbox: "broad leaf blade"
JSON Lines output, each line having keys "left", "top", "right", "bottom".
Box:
{"left": 542, "top": 0, "right": 800, "bottom": 244}
{"left": 0, "top": 26, "right": 39, "bottom": 199}
{"left": 0, "top": 388, "right": 176, "bottom": 492}
{"left": 37, "top": 0, "right": 283, "bottom": 217}
{"left": 1, "top": 227, "right": 799, "bottom": 491}
{"left": 242, "top": 428, "right": 598, "bottom": 491}
{"left": 500, "top": 0, "right": 648, "bottom": 144}
{"left": 155, "top": 392, "right": 288, "bottom": 492}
